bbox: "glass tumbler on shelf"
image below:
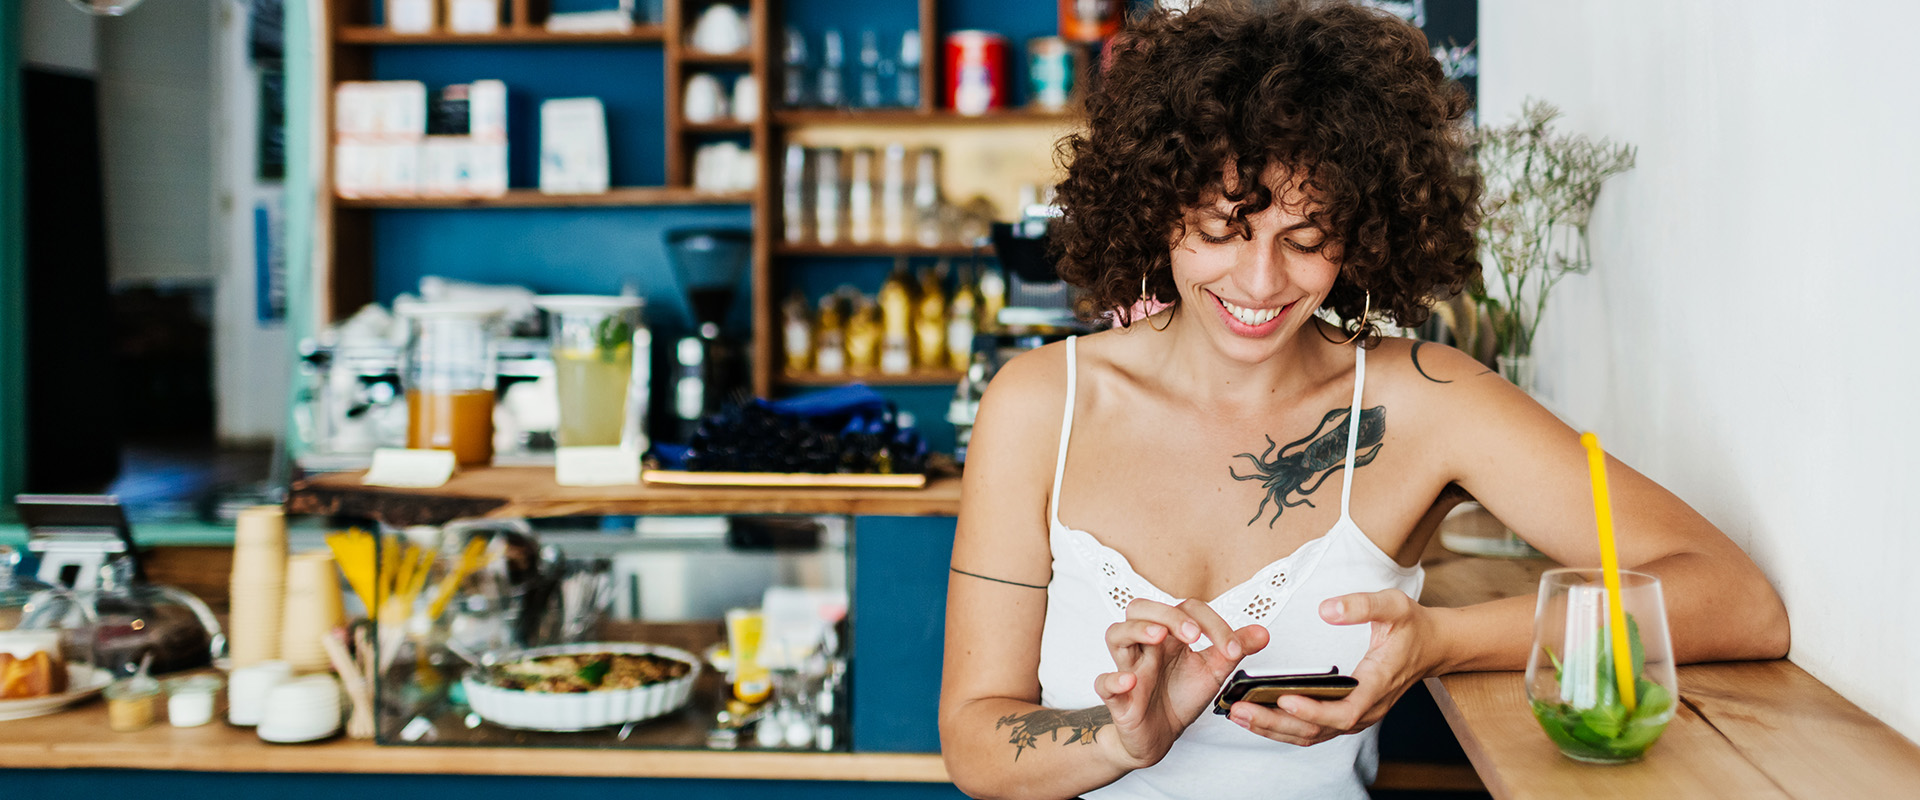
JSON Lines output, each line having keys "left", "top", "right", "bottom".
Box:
{"left": 532, "top": 295, "right": 650, "bottom": 452}
{"left": 1525, "top": 568, "right": 1677, "bottom": 764}
{"left": 397, "top": 300, "right": 502, "bottom": 467}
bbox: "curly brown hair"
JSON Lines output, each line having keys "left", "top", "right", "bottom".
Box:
{"left": 1051, "top": 0, "right": 1481, "bottom": 344}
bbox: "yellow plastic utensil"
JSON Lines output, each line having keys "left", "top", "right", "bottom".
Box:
{"left": 1580, "top": 432, "right": 1637, "bottom": 712}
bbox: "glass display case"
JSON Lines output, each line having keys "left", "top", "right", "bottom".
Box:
{"left": 366, "top": 514, "right": 852, "bottom": 752}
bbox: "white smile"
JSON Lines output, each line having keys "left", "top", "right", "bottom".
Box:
{"left": 1217, "top": 295, "right": 1286, "bottom": 326}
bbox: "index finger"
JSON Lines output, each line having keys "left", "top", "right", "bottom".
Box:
{"left": 1172, "top": 598, "right": 1240, "bottom": 659}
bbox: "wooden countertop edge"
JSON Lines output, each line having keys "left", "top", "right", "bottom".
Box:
{"left": 1423, "top": 674, "right": 1517, "bottom": 800}
{"left": 1, "top": 740, "right": 954, "bottom": 782}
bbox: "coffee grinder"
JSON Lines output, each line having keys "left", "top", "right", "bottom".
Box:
{"left": 665, "top": 229, "right": 753, "bottom": 443}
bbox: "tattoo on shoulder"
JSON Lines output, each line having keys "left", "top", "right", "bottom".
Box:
{"left": 1411, "top": 341, "right": 1451, "bottom": 384}
{"left": 1229, "top": 406, "right": 1386, "bottom": 526}
{"left": 996, "top": 706, "right": 1112, "bottom": 761}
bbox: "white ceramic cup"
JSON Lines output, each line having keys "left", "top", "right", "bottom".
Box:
{"left": 684, "top": 74, "right": 728, "bottom": 124}
{"left": 257, "top": 675, "right": 343, "bottom": 743}
{"left": 227, "top": 660, "right": 293, "bottom": 726}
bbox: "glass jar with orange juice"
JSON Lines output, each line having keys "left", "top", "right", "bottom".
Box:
{"left": 397, "top": 300, "right": 502, "bottom": 467}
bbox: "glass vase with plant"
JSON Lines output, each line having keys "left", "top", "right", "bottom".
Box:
{"left": 1469, "top": 98, "right": 1637, "bottom": 390}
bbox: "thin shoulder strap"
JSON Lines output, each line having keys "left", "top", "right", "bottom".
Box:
{"left": 1338, "top": 345, "right": 1368, "bottom": 520}
{"left": 1050, "top": 336, "right": 1079, "bottom": 525}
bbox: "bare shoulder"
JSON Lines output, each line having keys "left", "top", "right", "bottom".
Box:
{"left": 964, "top": 341, "right": 1072, "bottom": 497}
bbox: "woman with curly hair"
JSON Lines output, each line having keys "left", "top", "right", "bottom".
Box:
{"left": 939, "top": 2, "right": 1787, "bottom": 798}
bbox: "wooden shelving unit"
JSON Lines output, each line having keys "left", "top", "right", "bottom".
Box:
{"left": 335, "top": 26, "right": 667, "bottom": 45}
{"left": 780, "top": 370, "right": 964, "bottom": 387}
{"left": 336, "top": 187, "right": 753, "bottom": 209}
{"left": 773, "top": 108, "right": 1082, "bottom": 127}
{"left": 773, "top": 242, "right": 988, "bottom": 258}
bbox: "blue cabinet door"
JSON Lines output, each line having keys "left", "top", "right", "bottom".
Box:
{"left": 849, "top": 515, "right": 955, "bottom": 753}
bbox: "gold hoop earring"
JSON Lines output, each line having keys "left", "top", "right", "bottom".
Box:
{"left": 1140, "top": 273, "right": 1173, "bottom": 331}
{"left": 1334, "top": 292, "right": 1371, "bottom": 346}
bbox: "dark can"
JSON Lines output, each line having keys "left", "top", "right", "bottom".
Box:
{"left": 946, "top": 30, "right": 1008, "bottom": 116}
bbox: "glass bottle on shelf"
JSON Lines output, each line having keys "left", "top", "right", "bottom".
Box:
{"left": 814, "top": 293, "right": 847, "bottom": 375}
{"left": 856, "top": 30, "right": 884, "bottom": 109}
{"left": 782, "top": 28, "right": 812, "bottom": 108}
{"left": 897, "top": 30, "right": 922, "bottom": 108}
{"left": 912, "top": 148, "right": 944, "bottom": 247}
{"left": 946, "top": 262, "right": 980, "bottom": 370}
{"left": 880, "top": 144, "right": 909, "bottom": 245}
{"left": 782, "top": 144, "right": 809, "bottom": 245}
{"left": 845, "top": 293, "right": 883, "bottom": 374}
{"left": 947, "top": 347, "right": 990, "bottom": 463}
{"left": 978, "top": 263, "right": 1007, "bottom": 331}
{"left": 878, "top": 261, "right": 914, "bottom": 375}
{"left": 847, "top": 147, "right": 876, "bottom": 245}
{"left": 913, "top": 264, "right": 948, "bottom": 370}
{"left": 782, "top": 290, "right": 813, "bottom": 373}
{"left": 813, "top": 147, "right": 843, "bottom": 246}
{"left": 817, "top": 29, "right": 847, "bottom": 109}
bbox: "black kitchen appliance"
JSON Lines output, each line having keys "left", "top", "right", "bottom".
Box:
{"left": 665, "top": 229, "right": 753, "bottom": 443}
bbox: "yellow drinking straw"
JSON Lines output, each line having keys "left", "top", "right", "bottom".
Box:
{"left": 1580, "top": 432, "right": 1637, "bottom": 712}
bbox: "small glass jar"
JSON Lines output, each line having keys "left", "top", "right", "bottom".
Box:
{"left": 397, "top": 300, "right": 503, "bottom": 467}
{"left": 105, "top": 674, "right": 160, "bottom": 731}
{"left": 165, "top": 675, "right": 222, "bottom": 727}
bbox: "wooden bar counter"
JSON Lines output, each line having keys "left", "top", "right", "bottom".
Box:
{"left": 286, "top": 467, "right": 963, "bottom": 526}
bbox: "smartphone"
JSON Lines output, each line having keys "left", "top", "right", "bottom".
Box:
{"left": 1211, "top": 667, "right": 1357, "bottom": 715}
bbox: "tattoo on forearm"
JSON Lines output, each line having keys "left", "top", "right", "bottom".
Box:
{"left": 1230, "top": 406, "right": 1385, "bottom": 526}
{"left": 1411, "top": 341, "right": 1451, "bottom": 384}
{"left": 995, "top": 706, "right": 1112, "bottom": 761}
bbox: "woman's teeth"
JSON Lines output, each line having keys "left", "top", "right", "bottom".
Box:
{"left": 1220, "top": 297, "right": 1282, "bottom": 326}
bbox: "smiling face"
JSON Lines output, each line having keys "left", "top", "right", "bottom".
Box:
{"left": 1165, "top": 164, "right": 1342, "bottom": 363}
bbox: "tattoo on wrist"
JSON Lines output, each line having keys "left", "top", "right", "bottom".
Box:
{"left": 995, "top": 706, "right": 1113, "bottom": 760}
{"left": 1230, "top": 406, "right": 1385, "bottom": 526}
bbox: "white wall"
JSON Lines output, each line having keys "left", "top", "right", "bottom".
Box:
{"left": 1481, "top": 1, "right": 1920, "bottom": 740}
{"left": 96, "top": 0, "right": 215, "bottom": 285}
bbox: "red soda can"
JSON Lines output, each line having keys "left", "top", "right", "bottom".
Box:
{"left": 946, "top": 30, "right": 1008, "bottom": 116}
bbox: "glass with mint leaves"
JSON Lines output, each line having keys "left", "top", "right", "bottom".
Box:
{"left": 1526, "top": 568, "right": 1677, "bottom": 764}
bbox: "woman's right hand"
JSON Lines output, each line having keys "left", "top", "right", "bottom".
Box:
{"left": 1095, "top": 598, "right": 1271, "bottom": 769}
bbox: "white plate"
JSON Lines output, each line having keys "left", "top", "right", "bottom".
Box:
{"left": 0, "top": 666, "right": 112, "bottom": 721}
{"left": 463, "top": 643, "right": 700, "bottom": 732}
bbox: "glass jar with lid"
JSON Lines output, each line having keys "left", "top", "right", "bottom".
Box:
{"left": 396, "top": 299, "right": 504, "bottom": 466}
{"left": 0, "top": 545, "right": 101, "bottom": 709}
{"left": 80, "top": 556, "right": 225, "bottom": 677}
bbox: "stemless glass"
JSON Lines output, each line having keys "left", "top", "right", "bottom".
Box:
{"left": 1525, "top": 568, "right": 1678, "bottom": 764}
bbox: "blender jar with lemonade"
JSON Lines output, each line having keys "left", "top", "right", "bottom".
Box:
{"left": 397, "top": 300, "right": 503, "bottom": 467}
{"left": 534, "top": 296, "right": 650, "bottom": 451}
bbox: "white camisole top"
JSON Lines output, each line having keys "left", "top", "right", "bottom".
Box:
{"left": 1037, "top": 337, "right": 1424, "bottom": 800}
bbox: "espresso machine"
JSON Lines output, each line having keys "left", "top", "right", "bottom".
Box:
{"left": 665, "top": 229, "right": 753, "bottom": 443}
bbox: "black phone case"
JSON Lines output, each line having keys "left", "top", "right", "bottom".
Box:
{"left": 1210, "top": 667, "right": 1358, "bottom": 715}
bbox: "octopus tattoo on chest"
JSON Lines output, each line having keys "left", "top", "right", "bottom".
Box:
{"left": 1230, "top": 405, "right": 1386, "bottom": 526}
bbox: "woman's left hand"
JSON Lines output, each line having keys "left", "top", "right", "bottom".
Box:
{"left": 1224, "top": 589, "right": 1449, "bottom": 746}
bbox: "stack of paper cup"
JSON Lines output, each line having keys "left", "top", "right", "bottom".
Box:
{"left": 280, "top": 552, "right": 345, "bottom": 673}
{"left": 228, "top": 506, "right": 288, "bottom": 668}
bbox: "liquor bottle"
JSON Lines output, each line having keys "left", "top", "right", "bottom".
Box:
{"left": 878, "top": 261, "right": 914, "bottom": 375}
{"left": 914, "top": 264, "right": 948, "bottom": 369}
{"left": 947, "top": 348, "right": 990, "bottom": 463}
{"left": 881, "top": 144, "right": 909, "bottom": 244}
{"left": 946, "top": 262, "right": 979, "bottom": 370}
{"left": 913, "top": 148, "right": 943, "bottom": 247}
{"left": 817, "top": 29, "right": 847, "bottom": 108}
{"left": 857, "top": 30, "right": 884, "bottom": 109}
{"left": 814, "top": 147, "right": 843, "bottom": 245}
{"left": 897, "top": 30, "right": 922, "bottom": 108}
{"left": 782, "top": 290, "right": 812, "bottom": 373}
{"left": 782, "top": 28, "right": 812, "bottom": 108}
{"left": 845, "top": 294, "right": 883, "bottom": 373}
{"left": 814, "top": 293, "right": 846, "bottom": 375}
{"left": 977, "top": 263, "right": 1007, "bottom": 331}
{"left": 847, "top": 147, "right": 876, "bottom": 244}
